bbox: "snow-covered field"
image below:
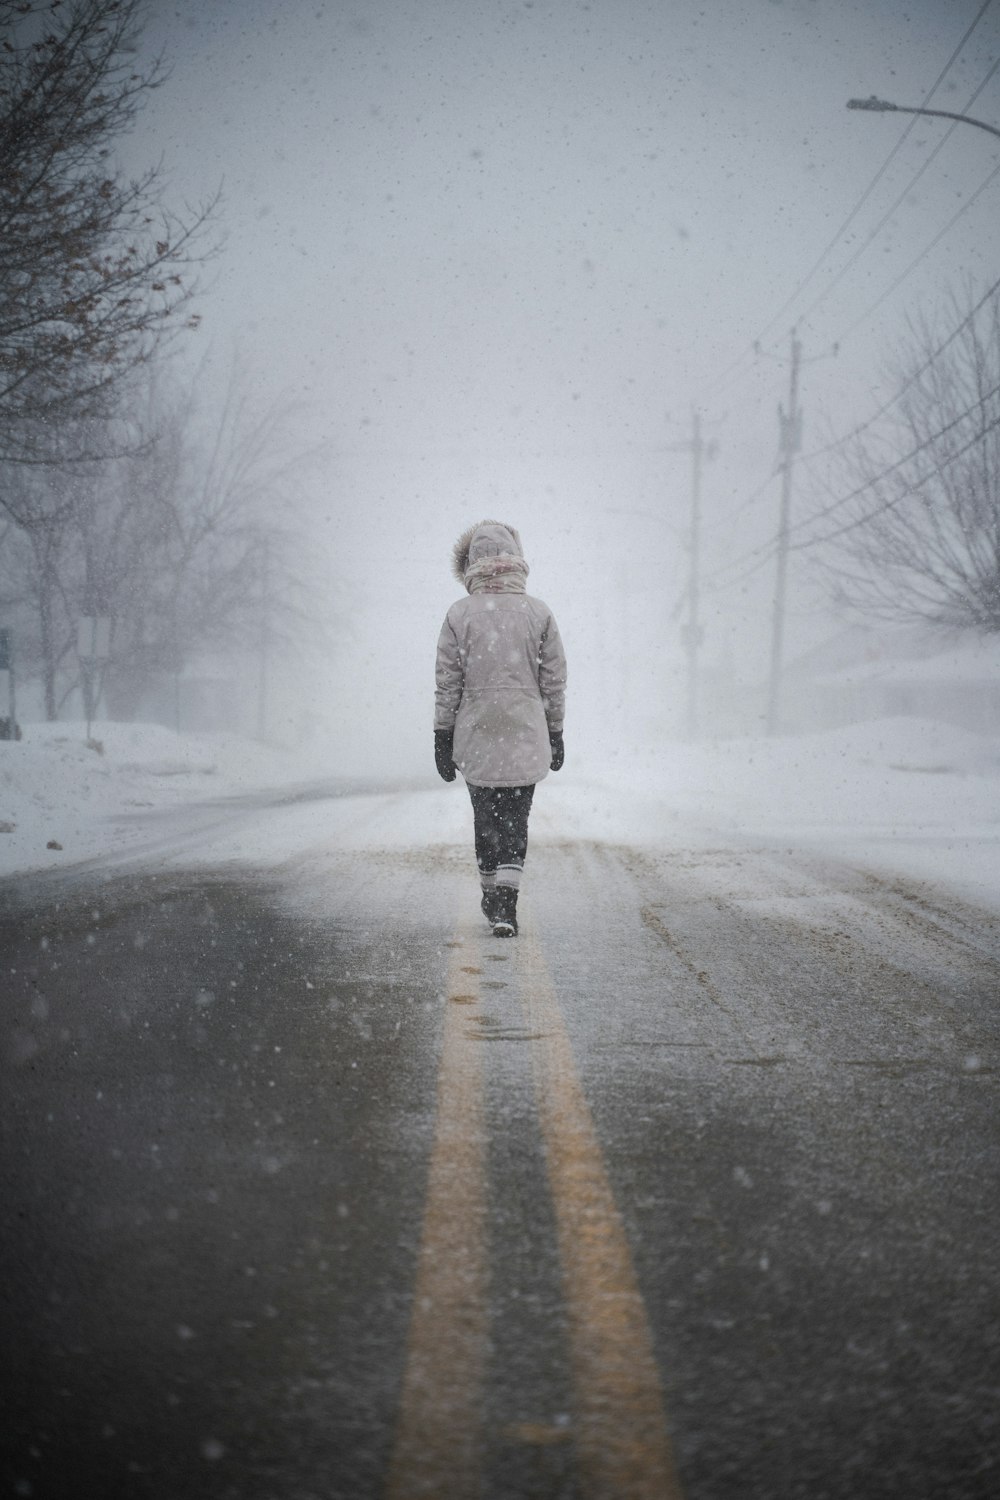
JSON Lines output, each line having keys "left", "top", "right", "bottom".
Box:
{"left": 1, "top": 716, "right": 998, "bottom": 911}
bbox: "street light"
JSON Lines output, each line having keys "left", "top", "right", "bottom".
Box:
{"left": 847, "top": 96, "right": 1000, "bottom": 142}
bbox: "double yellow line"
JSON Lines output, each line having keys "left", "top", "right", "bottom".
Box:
{"left": 384, "top": 936, "right": 489, "bottom": 1499}
{"left": 386, "top": 914, "right": 683, "bottom": 1499}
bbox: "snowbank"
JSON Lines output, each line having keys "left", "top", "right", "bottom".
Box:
{"left": 548, "top": 717, "right": 1000, "bottom": 910}
{"left": 0, "top": 721, "right": 301, "bottom": 875}
{"left": 825, "top": 630, "right": 1000, "bottom": 684}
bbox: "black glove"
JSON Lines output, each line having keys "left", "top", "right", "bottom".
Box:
{"left": 549, "top": 730, "right": 564, "bottom": 772}
{"left": 434, "top": 729, "right": 457, "bottom": 782}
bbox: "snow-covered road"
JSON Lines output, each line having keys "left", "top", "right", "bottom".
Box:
{"left": 2, "top": 769, "right": 998, "bottom": 1498}
{"left": 3, "top": 716, "right": 999, "bottom": 913}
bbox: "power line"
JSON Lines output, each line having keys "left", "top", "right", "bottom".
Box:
{"left": 834, "top": 157, "right": 1000, "bottom": 344}
{"left": 704, "top": 370, "right": 1000, "bottom": 588}
{"left": 707, "top": 135, "right": 1000, "bottom": 423}
{"left": 794, "top": 376, "right": 1000, "bottom": 546}
{"left": 693, "top": 0, "right": 996, "bottom": 404}
{"left": 707, "top": 104, "right": 1000, "bottom": 546}
{"left": 798, "top": 269, "right": 1000, "bottom": 463}
{"left": 792, "top": 53, "right": 1000, "bottom": 335}
{"left": 747, "top": 0, "right": 997, "bottom": 354}
{"left": 791, "top": 398, "right": 1000, "bottom": 551}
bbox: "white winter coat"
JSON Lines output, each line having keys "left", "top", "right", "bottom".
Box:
{"left": 434, "top": 522, "right": 567, "bottom": 788}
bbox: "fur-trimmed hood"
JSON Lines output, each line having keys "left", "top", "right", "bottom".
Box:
{"left": 451, "top": 520, "right": 526, "bottom": 586}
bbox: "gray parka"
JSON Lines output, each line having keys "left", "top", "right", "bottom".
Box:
{"left": 434, "top": 522, "right": 567, "bottom": 788}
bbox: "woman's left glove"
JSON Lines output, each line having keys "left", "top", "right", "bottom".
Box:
{"left": 434, "top": 729, "right": 457, "bottom": 782}
{"left": 549, "top": 730, "right": 565, "bottom": 771}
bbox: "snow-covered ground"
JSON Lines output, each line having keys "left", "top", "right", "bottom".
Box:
{"left": 548, "top": 717, "right": 1000, "bottom": 912}
{"left": 0, "top": 721, "right": 305, "bottom": 874}
{"left": 1, "top": 716, "right": 998, "bottom": 912}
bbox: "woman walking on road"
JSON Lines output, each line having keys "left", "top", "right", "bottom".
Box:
{"left": 434, "top": 521, "right": 567, "bottom": 937}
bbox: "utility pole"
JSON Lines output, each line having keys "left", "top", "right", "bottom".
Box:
{"left": 665, "top": 411, "right": 715, "bottom": 739}
{"left": 683, "top": 410, "right": 707, "bottom": 740}
{"left": 256, "top": 536, "right": 270, "bottom": 741}
{"left": 765, "top": 330, "right": 802, "bottom": 736}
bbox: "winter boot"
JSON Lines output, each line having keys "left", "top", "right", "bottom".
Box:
{"left": 491, "top": 885, "right": 518, "bottom": 938}
{"left": 481, "top": 887, "right": 500, "bottom": 925}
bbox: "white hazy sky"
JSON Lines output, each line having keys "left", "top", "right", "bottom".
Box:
{"left": 131, "top": 0, "right": 1000, "bottom": 755}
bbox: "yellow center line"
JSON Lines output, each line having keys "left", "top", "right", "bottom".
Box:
{"left": 518, "top": 916, "right": 685, "bottom": 1500}
{"left": 384, "top": 924, "right": 489, "bottom": 1500}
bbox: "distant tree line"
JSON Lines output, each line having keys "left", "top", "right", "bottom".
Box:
{"left": 1, "top": 357, "right": 322, "bottom": 723}
{"left": 0, "top": 0, "right": 326, "bottom": 728}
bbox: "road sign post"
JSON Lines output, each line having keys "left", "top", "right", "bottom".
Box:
{"left": 0, "top": 627, "right": 17, "bottom": 740}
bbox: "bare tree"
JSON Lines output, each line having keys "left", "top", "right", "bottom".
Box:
{"left": 133, "top": 355, "right": 326, "bottom": 662}
{"left": 810, "top": 285, "right": 1000, "bottom": 633}
{"left": 0, "top": 0, "right": 217, "bottom": 472}
{"left": 0, "top": 357, "right": 335, "bottom": 726}
{"left": 0, "top": 441, "right": 87, "bottom": 718}
{"left": 158, "top": 357, "right": 336, "bottom": 734}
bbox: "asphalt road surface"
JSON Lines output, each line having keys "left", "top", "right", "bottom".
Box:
{"left": 1, "top": 785, "right": 998, "bottom": 1499}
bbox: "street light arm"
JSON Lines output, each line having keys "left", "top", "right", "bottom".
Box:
{"left": 847, "top": 96, "right": 899, "bottom": 111}
{"left": 847, "top": 96, "right": 1000, "bottom": 141}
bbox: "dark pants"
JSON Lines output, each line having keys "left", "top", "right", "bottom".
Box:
{"left": 467, "top": 784, "right": 535, "bottom": 889}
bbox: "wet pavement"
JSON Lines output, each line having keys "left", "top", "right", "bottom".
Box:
{"left": 1, "top": 796, "right": 999, "bottom": 1498}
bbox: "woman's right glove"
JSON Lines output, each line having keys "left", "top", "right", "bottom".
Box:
{"left": 549, "top": 730, "right": 564, "bottom": 771}
{"left": 434, "top": 729, "right": 457, "bottom": 782}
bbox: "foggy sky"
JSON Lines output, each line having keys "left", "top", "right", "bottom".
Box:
{"left": 130, "top": 0, "right": 1000, "bottom": 761}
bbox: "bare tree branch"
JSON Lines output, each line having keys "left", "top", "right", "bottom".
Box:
{"left": 0, "top": 0, "right": 219, "bottom": 473}
{"left": 807, "top": 283, "right": 1000, "bottom": 634}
